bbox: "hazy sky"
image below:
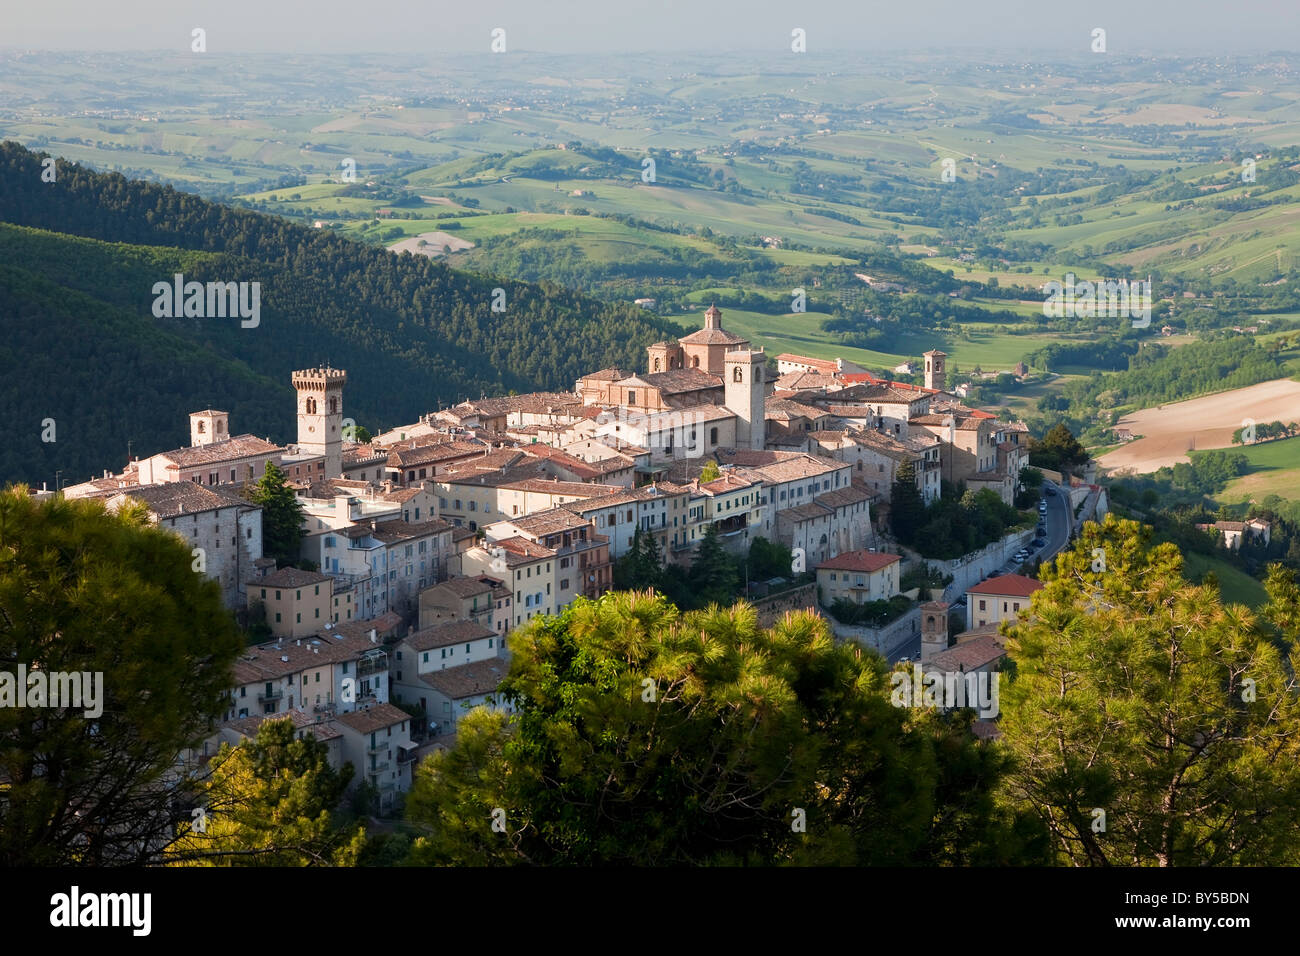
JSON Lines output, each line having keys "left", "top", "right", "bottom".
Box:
{"left": 3, "top": 0, "right": 1298, "bottom": 54}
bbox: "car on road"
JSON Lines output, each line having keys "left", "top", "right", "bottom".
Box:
{"left": 1045, "top": 486, "right": 1056, "bottom": 495}
{"left": 1034, "top": 537, "right": 1046, "bottom": 547}
{"left": 913, "top": 651, "right": 922, "bottom": 661}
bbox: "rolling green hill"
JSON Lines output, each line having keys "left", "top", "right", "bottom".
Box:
{"left": 0, "top": 142, "right": 683, "bottom": 487}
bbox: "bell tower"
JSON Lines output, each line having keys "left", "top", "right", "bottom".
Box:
{"left": 293, "top": 366, "right": 347, "bottom": 478}
{"left": 920, "top": 601, "right": 949, "bottom": 661}
{"left": 923, "top": 350, "right": 947, "bottom": 391}
{"left": 724, "top": 349, "right": 766, "bottom": 450}
{"left": 189, "top": 409, "right": 229, "bottom": 447}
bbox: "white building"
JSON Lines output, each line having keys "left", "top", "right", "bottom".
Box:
{"left": 106, "top": 482, "right": 263, "bottom": 611}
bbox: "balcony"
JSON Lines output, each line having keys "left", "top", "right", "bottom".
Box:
{"left": 356, "top": 653, "right": 387, "bottom": 679}
{"left": 397, "top": 747, "right": 418, "bottom": 764}
{"left": 367, "top": 740, "right": 389, "bottom": 755}
{"left": 257, "top": 688, "right": 283, "bottom": 702}
{"left": 370, "top": 759, "right": 391, "bottom": 774}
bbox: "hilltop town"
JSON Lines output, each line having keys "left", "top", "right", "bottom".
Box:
{"left": 44, "top": 304, "right": 1109, "bottom": 807}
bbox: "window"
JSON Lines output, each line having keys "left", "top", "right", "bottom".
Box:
{"left": 979, "top": 600, "right": 986, "bottom": 611}
{"left": 733, "top": 367, "right": 743, "bottom": 382}
{"left": 488, "top": 638, "right": 494, "bottom": 648}
{"left": 627, "top": 389, "right": 637, "bottom": 404}
{"left": 465, "top": 643, "right": 471, "bottom": 653}
{"left": 560, "top": 578, "right": 570, "bottom": 590}
{"left": 423, "top": 652, "right": 429, "bottom": 663}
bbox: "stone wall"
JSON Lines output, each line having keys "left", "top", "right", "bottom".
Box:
{"left": 750, "top": 583, "right": 821, "bottom": 628}
{"left": 828, "top": 607, "right": 921, "bottom": 658}
{"left": 934, "top": 527, "right": 1038, "bottom": 603}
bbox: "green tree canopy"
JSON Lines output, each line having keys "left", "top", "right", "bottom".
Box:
{"left": 168, "top": 717, "right": 360, "bottom": 866}
{"left": 244, "top": 461, "right": 305, "bottom": 567}
{"left": 405, "top": 591, "right": 1038, "bottom": 865}
{"left": 689, "top": 524, "right": 739, "bottom": 606}
{"left": 0, "top": 487, "right": 243, "bottom": 865}
{"left": 890, "top": 458, "right": 926, "bottom": 543}
{"left": 998, "top": 514, "right": 1300, "bottom": 865}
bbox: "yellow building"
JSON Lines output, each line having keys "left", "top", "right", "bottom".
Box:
{"left": 249, "top": 567, "right": 335, "bottom": 638}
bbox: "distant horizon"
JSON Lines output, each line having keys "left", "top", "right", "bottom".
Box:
{"left": 2, "top": 0, "right": 1298, "bottom": 56}
{"left": 2, "top": 45, "right": 1299, "bottom": 57}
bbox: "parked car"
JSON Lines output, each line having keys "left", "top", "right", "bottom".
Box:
{"left": 1045, "top": 486, "right": 1056, "bottom": 495}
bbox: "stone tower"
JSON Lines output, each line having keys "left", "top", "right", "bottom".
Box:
{"left": 920, "top": 600, "right": 949, "bottom": 661}
{"left": 724, "top": 348, "right": 766, "bottom": 451}
{"left": 189, "top": 409, "right": 230, "bottom": 447}
{"left": 923, "top": 350, "right": 947, "bottom": 391}
{"left": 678, "top": 304, "right": 750, "bottom": 376}
{"left": 293, "top": 366, "right": 347, "bottom": 478}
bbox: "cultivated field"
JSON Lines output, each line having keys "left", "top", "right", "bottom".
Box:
{"left": 388, "top": 231, "right": 475, "bottom": 257}
{"left": 1215, "top": 435, "right": 1300, "bottom": 503}
{"left": 1098, "top": 378, "right": 1300, "bottom": 474}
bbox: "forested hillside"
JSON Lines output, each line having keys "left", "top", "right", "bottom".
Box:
{"left": 0, "top": 143, "right": 683, "bottom": 486}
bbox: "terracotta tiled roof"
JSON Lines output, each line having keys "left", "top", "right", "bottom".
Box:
{"left": 403, "top": 620, "right": 496, "bottom": 652}
{"left": 500, "top": 507, "right": 596, "bottom": 536}
{"left": 334, "top": 703, "right": 411, "bottom": 735}
{"left": 231, "top": 631, "right": 388, "bottom": 684}
{"left": 817, "top": 550, "right": 901, "bottom": 573}
{"left": 580, "top": 367, "right": 635, "bottom": 382}
{"left": 966, "top": 574, "right": 1044, "bottom": 598}
{"left": 256, "top": 567, "right": 332, "bottom": 588}
{"left": 677, "top": 327, "right": 748, "bottom": 346}
{"left": 112, "top": 482, "right": 248, "bottom": 518}
{"left": 423, "top": 576, "right": 495, "bottom": 599}
{"left": 926, "top": 635, "right": 1006, "bottom": 673}
{"left": 156, "top": 435, "right": 282, "bottom": 467}
{"left": 370, "top": 518, "right": 454, "bottom": 543}
{"left": 776, "top": 353, "right": 838, "bottom": 373}
{"left": 418, "top": 658, "right": 509, "bottom": 699}
{"left": 639, "top": 368, "right": 726, "bottom": 393}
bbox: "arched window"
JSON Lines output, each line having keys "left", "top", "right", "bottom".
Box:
{"left": 691, "top": 355, "right": 700, "bottom": 368}
{"left": 329, "top": 397, "right": 338, "bottom": 414}
{"left": 733, "top": 367, "right": 743, "bottom": 383}
{"left": 197, "top": 421, "right": 206, "bottom": 434}
{"left": 856, "top": 461, "right": 862, "bottom": 471}
{"left": 653, "top": 358, "right": 662, "bottom": 371}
